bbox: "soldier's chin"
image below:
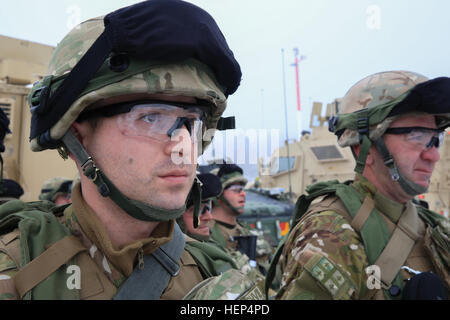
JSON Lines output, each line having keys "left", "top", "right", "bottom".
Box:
{"left": 413, "top": 176, "right": 431, "bottom": 189}
{"left": 236, "top": 206, "right": 245, "bottom": 214}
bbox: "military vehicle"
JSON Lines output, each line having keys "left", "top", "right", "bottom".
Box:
{"left": 238, "top": 187, "right": 294, "bottom": 247}
{"left": 257, "top": 99, "right": 449, "bottom": 218}
{"left": 0, "top": 35, "right": 78, "bottom": 202}
{"left": 258, "top": 100, "right": 354, "bottom": 199}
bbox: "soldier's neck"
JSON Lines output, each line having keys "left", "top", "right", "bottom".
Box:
{"left": 212, "top": 206, "right": 237, "bottom": 226}
{"left": 79, "top": 176, "right": 158, "bottom": 249}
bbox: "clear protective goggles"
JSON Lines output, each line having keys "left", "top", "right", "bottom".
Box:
{"left": 226, "top": 184, "right": 245, "bottom": 194}
{"left": 384, "top": 126, "right": 445, "bottom": 151}
{"left": 116, "top": 103, "right": 205, "bottom": 143}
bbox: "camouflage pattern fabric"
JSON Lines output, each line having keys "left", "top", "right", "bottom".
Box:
{"left": 210, "top": 220, "right": 273, "bottom": 281}
{"left": 276, "top": 210, "right": 368, "bottom": 300}
{"left": 39, "top": 177, "right": 72, "bottom": 202}
{"left": 276, "top": 177, "right": 373, "bottom": 300}
{"left": 0, "top": 183, "right": 207, "bottom": 300}
{"left": 219, "top": 171, "right": 248, "bottom": 189}
{"left": 337, "top": 71, "right": 429, "bottom": 147}
{"left": 30, "top": 16, "right": 227, "bottom": 152}
{"left": 217, "top": 244, "right": 265, "bottom": 284}
{"left": 210, "top": 220, "right": 273, "bottom": 259}
{"left": 276, "top": 174, "right": 450, "bottom": 300}
{"left": 183, "top": 268, "right": 265, "bottom": 300}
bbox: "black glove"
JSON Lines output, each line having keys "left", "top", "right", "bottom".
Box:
{"left": 402, "top": 272, "right": 447, "bottom": 300}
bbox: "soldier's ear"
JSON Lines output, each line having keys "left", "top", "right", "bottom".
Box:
{"left": 351, "top": 143, "right": 374, "bottom": 167}
{"left": 70, "top": 121, "right": 94, "bottom": 149}
{"left": 351, "top": 144, "right": 360, "bottom": 160}
{"left": 67, "top": 122, "right": 94, "bottom": 163}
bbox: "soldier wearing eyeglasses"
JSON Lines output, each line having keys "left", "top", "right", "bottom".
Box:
{"left": 0, "top": 0, "right": 255, "bottom": 300}
{"left": 272, "top": 71, "right": 450, "bottom": 300}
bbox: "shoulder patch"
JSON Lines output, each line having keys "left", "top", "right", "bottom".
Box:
{"left": 304, "top": 254, "right": 356, "bottom": 300}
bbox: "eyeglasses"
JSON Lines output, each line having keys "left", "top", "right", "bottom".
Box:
{"left": 116, "top": 103, "right": 205, "bottom": 143}
{"left": 200, "top": 199, "right": 212, "bottom": 215}
{"left": 384, "top": 127, "right": 444, "bottom": 151}
{"left": 226, "top": 185, "right": 245, "bottom": 194}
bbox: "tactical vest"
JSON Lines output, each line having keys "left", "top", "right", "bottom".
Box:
{"left": 0, "top": 200, "right": 245, "bottom": 299}
{"left": 266, "top": 180, "right": 450, "bottom": 300}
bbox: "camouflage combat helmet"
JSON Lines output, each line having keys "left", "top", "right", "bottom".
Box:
{"left": 329, "top": 70, "right": 450, "bottom": 195}
{"left": 27, "top": 0, "right": 241, "bottom": 222}
{"left": 217, "top": 164, "right": 248, "bottom": 189}
{"left": 39, "top": 177, "right": 72, "bottom": 202}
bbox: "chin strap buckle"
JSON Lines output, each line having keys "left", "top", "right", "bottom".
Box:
{"left": 81, "top": 157, "right": 98, "bottom": 182}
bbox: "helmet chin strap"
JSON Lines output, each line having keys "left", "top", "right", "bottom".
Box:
{"left": 371, "top": 137, "right": 429, "bottom": 196}
{"left": 61, "top": 130, "right": 186, "bottom": 221}
{"left": 219, "top": 194, "right": 243, "bottom": 216}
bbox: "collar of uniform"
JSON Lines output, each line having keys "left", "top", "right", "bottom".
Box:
{"left": 213, "top": 219, "right": 237, "bottom": 229}
{"left": 70, "top": 181, "right": 174, "bottom": 277}
{"left": 374, "top": 191, "right": 405, "bottom": 224}
{"left": 353, "top": 173, "right": 405, "bottom": 224}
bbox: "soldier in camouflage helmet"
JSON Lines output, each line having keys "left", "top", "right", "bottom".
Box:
{"left": 272, "top": 71, "right": 450, "bottom": 300}
{"left": 210, "top": 163, "right": 273, "bottom": 276}
{"left": 0, "top": 0, "right": 244, "bottom": 300}
{"left": 39, "top": 177, "right": 72, "bottom": 205}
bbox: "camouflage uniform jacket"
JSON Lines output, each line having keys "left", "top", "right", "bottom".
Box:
{"left": 0, "top": 182, "right": 204, "bottom": 300}
{"left": 210, "top": 219, "right": 273, "bottom": 277}
{"left": 210, "top": 219, "right": 272, "bottom": 258}
{"left": 276, "top": 174, "right": 448, "bottom": 300}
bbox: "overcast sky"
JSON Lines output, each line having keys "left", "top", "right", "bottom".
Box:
{"left": 1, "top": 0, "right": 449, "bottom": 177}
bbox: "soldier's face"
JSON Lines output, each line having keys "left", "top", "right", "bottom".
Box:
{"left": 78, "top": 95, "right": 198, "bottom": 210}
{"left": 183, "top": 203, "right": 213, "bottom": 236}
{"left": 223, "top": 183, "right": 246, "bottom": 214}
{"left": 372, "top": 114, "right": 440, "bottom": 201}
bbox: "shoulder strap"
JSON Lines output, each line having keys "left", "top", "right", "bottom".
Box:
{"left": 13, "top": 235, "right": 87, "bottom": 299}
{"left": 373, "top": 201, "right": 419, "bottom": 289}
{"left": 265, "top": 179, "right": 420, "bottom": 299}
{"left": 0, "top": 229, "right": 21, "bottom": 268}
{"left": 113, "top": 223, "right": 186, "bottom": 300}
{"left": 184, "top": 238, "right": 237, "bottom": 278}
